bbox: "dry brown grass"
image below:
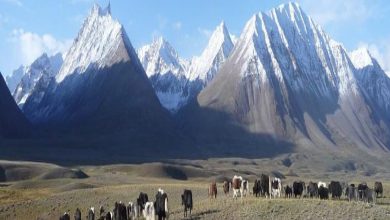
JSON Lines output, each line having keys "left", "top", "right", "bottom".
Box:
{"left": 1, "top": 181, "right": 390, "bottom": 220}
{"left": 1, "top": 160, "right": 390, "bottom": 219}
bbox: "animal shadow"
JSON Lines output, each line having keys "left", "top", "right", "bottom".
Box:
{"left": 183, "top": 209, "right": 220, "bottom": 220}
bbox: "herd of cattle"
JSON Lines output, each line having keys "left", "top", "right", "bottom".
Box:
{"left": 210, "top": 174, "right": 383, "bottom": 204}
{"left": 59, "top": 175, "right": 384, "bottom": 220}
{"left": 59, "top": 187, "right": 189, "bottom": 220}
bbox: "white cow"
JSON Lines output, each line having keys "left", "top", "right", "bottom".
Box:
{"left": 270, "top": 177, "right": 282, "bottom": 198}
{"left": 144, "top": 202, "right": 155, "bottom": 220}
{"left": 128, "top": 202, "right": 139, "bottom": 220}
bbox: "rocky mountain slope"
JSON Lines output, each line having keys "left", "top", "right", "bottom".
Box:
{"left": 0, "top": 72, "right": 30, "bottom": 138}
{"left": 180, "top": 2, "right": 390, "bottom": 155}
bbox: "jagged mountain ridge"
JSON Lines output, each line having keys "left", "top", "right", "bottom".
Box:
{"left": 350, "top": 48, "right": 390, "bottom": 115}
{"left": 2, "top": 2, "right": 390, "bottom": 161}
{"left": 5, "top": 66, "right": 25, "bottom": 95}
{"left": 181, "top": 2, "right": 390, "bottom": 153}
{"left": 13, "top": 53, "right": 63, "bottom": 108}
{"left": 137, "top": 22, "right": 234, "bottom": 112}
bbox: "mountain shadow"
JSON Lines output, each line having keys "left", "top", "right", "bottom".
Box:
{"left": 176, "top": 99, "right": 296, "bottom": 159}
{"left": 0, "top": 73, "right": 31, "bottom": 139}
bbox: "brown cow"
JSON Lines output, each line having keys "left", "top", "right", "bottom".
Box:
{"left": 223, "top": 181, "right": 230, "bottom": 195}
{"left": 232, "top": 175, "right": 243, "bottom": 199}
{"left": 209, "top": 182, "right": 217, "bottom": 199}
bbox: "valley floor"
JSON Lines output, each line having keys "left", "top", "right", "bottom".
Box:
{"left": 1, "top": 181, "right": 390, "bottom": 219}
{"left": 1, "top": 159, "right": 390, "bottom": 219}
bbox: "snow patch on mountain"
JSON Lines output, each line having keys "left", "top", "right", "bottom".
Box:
{"left": 5, "top": 66, "right": 26, "bottom": 94}
{"left": 350, "top": 47, "right": 374, "bottom": 69}
{"left": 13, "top": 53, "right": 63, "bottom": 107}
{"left": 350, "top": 47, "right": 390, "bottom": 114}
{"left": 188, "top": 22, "right": 234, "bottom": 83}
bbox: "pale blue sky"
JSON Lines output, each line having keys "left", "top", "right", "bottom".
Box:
{"left": 1, "top": 0, "right": 390, "bottom": 76}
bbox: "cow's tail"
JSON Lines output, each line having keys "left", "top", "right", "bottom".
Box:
{"left": 165, "top": 197, "right": 169, "bottom": 216}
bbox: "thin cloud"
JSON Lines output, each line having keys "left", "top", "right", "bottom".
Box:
{"left": 172, "top": 21, "right": 182, "bottom": 30}
{"left": 0, "top": 13, "right": 9, "bottom": 27}
{"left": 299, "top": 0, "right": 381, "bottom": 26}
{"left": 358, "top": 40, "right": 390, "bottom": 76}
{"left": 2, "top": 0, "right": 22, "bottom": 7}
{"left": 197, "top": 27, "right": 212, "bottom": 38}
{"left": 10, "top": 29, "right": 72, "bottom": 65}
{"left": 156, "top": 15, "right": 168, "bottom": 30}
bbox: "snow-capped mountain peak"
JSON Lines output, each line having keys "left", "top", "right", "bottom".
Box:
{"left": 138, "top": 36, "right": 184, "bottom": 77}
{"left": 91, "top": 2, "right": 111, "bottom": 17}
{"left": 137, "top": 37, "right": 190, "bottom": 112}
{"left": 56, "top": 3, "right": 127, "bottom": 83}
{"left": 188, "top": 21, "right": 234, "bottom": 82}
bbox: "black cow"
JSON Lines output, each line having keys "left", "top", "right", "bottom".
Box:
{"left": 155, "top": 189, "right": 168, "bottom": 220}
{"left": 88, "top": 207, "right": 95, "bottom": 220}
{"left": 181, "top": 189, "right": 193, "bottom": 217}
{"left": 293, "top": 181, "right": 305, "bottom": 198}
{"left": 329, "top": 181, "right": 342, "bottom": 199}
{"left": 113, "top": 202, "right": 127, "bottom": 220}
{"left": 113, "top": 202, "right": 118, "bottom": 220}
{"left": 99, "top": 206, "right": 105, "bottom": 218}
{"left": 74, "top": 208, "right": 81, "bottom": 220}
{"left": 105, "top": 212, "right": 112, "bottom": 220}
{"left": 260, "top": 174, "right": 270, "bottom": 197}
{"left": 374, "top": 182, "right": 383, "bottom": 198}
{"left": 346, "top": 184, "right": 357, "bottom": 202}
{"left": 137, "top": 192, "right": 149, "bottom": 214}
{"left": 253, "top": 179, "right": 261, "bottom": 197}
{"left": 363, "top": 188, "right": 376, "bottom": 204}
{"left": 358, "top": 183, "right": 368, "bottom": 201}
{"left": 318, "top": 186, "right": 329, "bottom": 200}
{"left": 307, "top": 182, "right": 318, "bottom": 198}
{"left": 285, "top": 185, "right": 292, "bottom": 198}
{"left": 60, "top": 212, "right": 70, "bottom": 220}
